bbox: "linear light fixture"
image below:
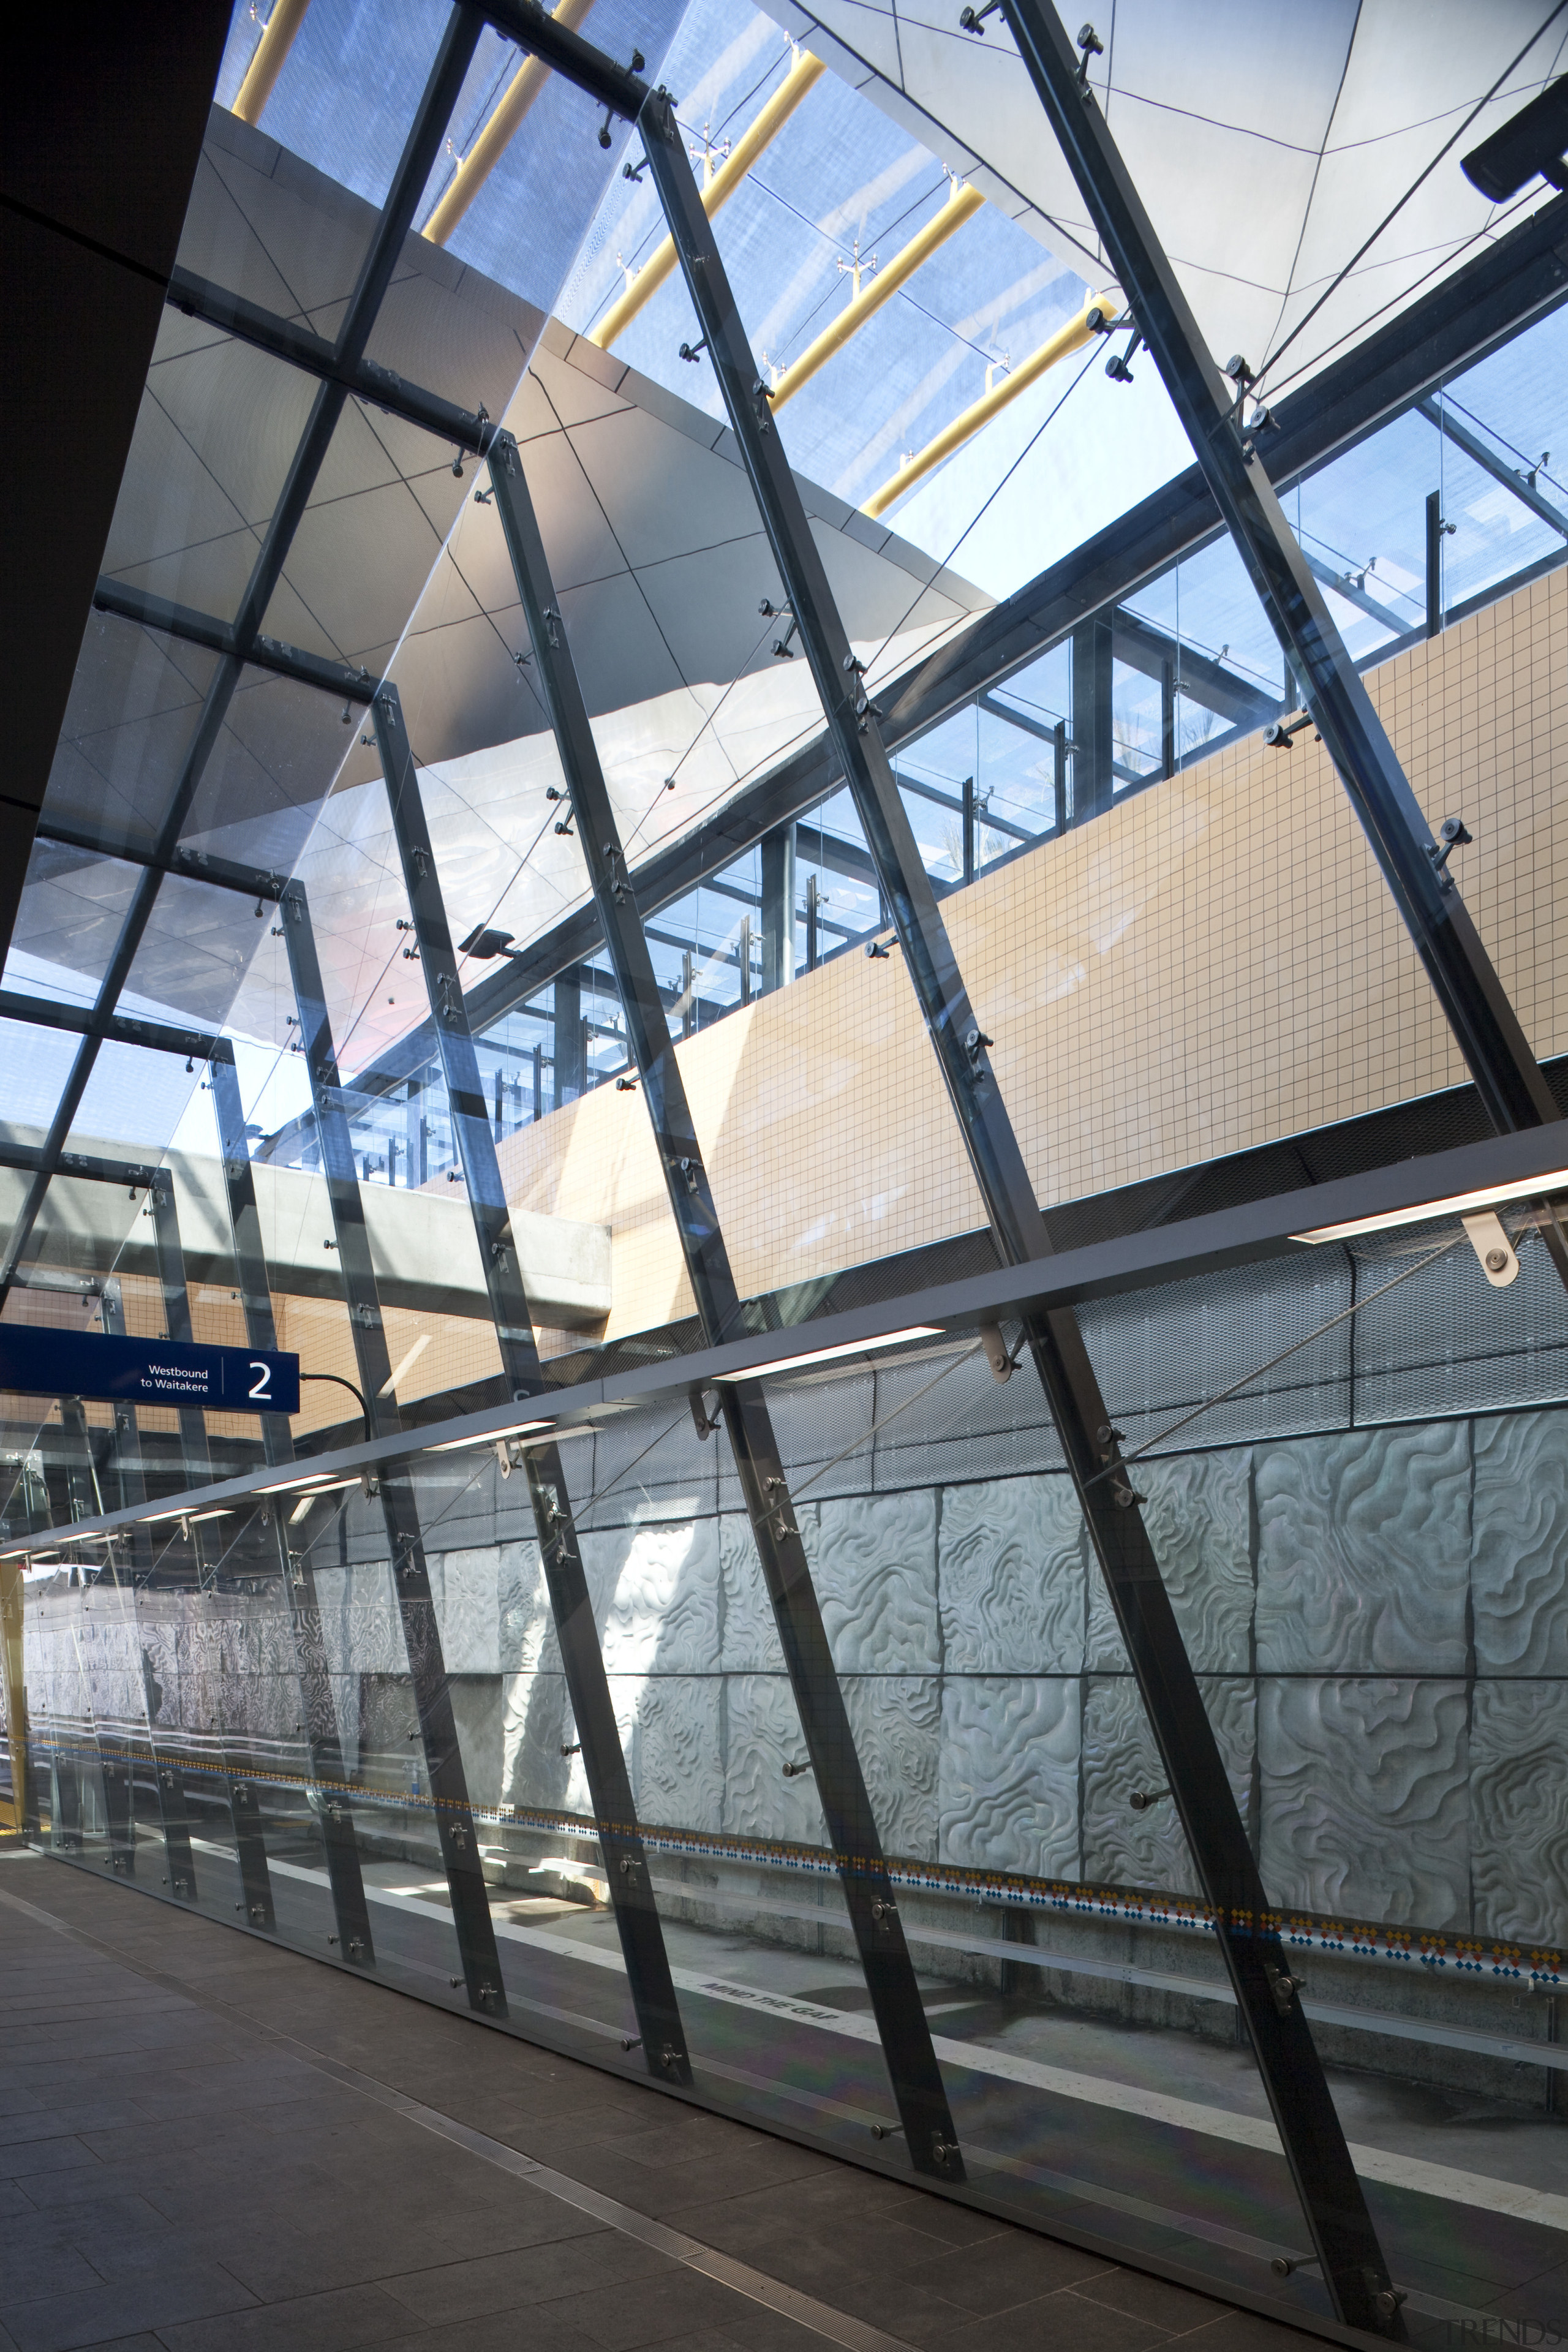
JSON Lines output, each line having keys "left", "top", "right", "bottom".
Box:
{"left": 186, "top": 1509, "right": 235, "bottom": 1524}
{"left": 426, "top": 1417, "right": 554, "bottom": 1453}
{"left": 734, "top": 1325, "right": 944, "bottom": 1379}
{"left": 254, "top": 1473, "right": 336, "bottom": 1495}
{"left": 1292, "top": 1170, "right": 1568, "bottom": 1246}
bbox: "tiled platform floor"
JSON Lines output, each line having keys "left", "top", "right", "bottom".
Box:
{"left": 0, "top": 1845, "right": 1312, "bottom": 2352}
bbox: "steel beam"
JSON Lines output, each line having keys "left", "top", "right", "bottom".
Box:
{"left": 1000, "top": 0, "right": 1568, "bottom": 1324}
{"left": 0, "top": 989, "right": 227, "bottom": 1065}
{"left": 372, "top": 678, "right": 688, "bottom": 2077}
{"left": 165, "top": 267, "right": 499, "bottom": 461}
{"left": 209, "top": 1055, "right": 376, "bottom": 1969}
{"left": 481, "top": 0, "right": 647, "bottom": 116}
{"left": 34, "top": 823, "right": 286, "bottom": 907}
{"left": 0, "top": 5, "right": 482, "bottom": 1308}
{"left": 485, "top": 429, "right": 963, "bottom": 2176}
{"left": 1416, "top": 394, "right": 1568, "bottom": 539}
{"left": 637, "top": 79, "right": 1401, "bottom": 2319}
{"left": 91, "top": 580, "right": 379, "bottom": 704}
{"left": 277, "top": 876, "right": 506, "bottom": 2016}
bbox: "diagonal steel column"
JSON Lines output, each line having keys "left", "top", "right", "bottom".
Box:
{"left": 637, "top": 89, "right": 1401, "bottom": 2328}
{"left": 147, "top": 1175, "right": 277, "bottom": 1930}
{"left": 277, "top": 878, "right": 507, "bottom": 2016}
{"left": 209, "top": 1056, "right": 376, "bottom": 1969}
{"left": 484, "top": 433, "right": 963, "bottom": 2176}
{"left": 0, "top": 4, "right": 482, "bottom": 1308}
{"left": 96, "top": 1284, "right": 200, "bottom": 1898}
{"left": 371, "top": 681, "right": 690, "bottom": 2083}
{"left": 999, "top": 0, "right": 1567, "bottom": 1309}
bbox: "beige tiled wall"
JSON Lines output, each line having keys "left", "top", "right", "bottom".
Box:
{"left": 504, "top": 570, "right": 1568, "bottom": 1338}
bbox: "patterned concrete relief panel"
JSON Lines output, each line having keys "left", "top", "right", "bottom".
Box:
{"left": 497, "top": 1539, "right": 549, "bottom": 1675}
{"left": 449, "top": 1676, "right": 504, "bottom": 1812}
{"left": 312, "top": 1558, "right": 404, "bottom": 1679}
{"left": 501, "top": 1667, "right": 571, "bottom": 1814}
{"left": 627, "top": 1673, "right": 723, "bottom": 1833}
{"left": 426, "top": 1550, "right": 502, "bottom": 1675}
{"left": 718, "top": 1511, "right": 786, "bottom": 1675}
{"left": 1258, "top": 1678, "right": 1470, "bottom": 1924}
{"left": 844, "top": 1674, "right": 940, "bottom": 1860}
{"left": 938, "top": 1476, "right": 1084, "bottom": 1673}
{"left": 723, "top": 1672, "right": 828, "bottom": 1845}
{"left": 1086, "top": 1449, "right": 1253, "bottom": 1672}
{"left": 1255, "top": 1423, "right": 1470, "bottom": 1673}
{"left": 595, "top": 1518, "right": 721, "bottom": 1678}
{"left": 1472, "top": 1410, "right": 1568, "bottom": 1673}
{"left": 1469, "top": 1681, "right": 1568, "bottom": 1948}
{"left": 801, "top": 1490, "right": 939, "bottom": 1673}
{"left": 135, "top": 1593, "right": 182, "bottom": 1730}
{"left": 938, "top": 1676, "right": 1080, "bottom": 1880}
{"left": 1082, "top": 1675, "right": 1254, "bottom": 1897}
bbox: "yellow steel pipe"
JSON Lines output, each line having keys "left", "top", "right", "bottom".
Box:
{"left": 589, "top": 50, "right": 826, "bottom": 350}
{"left": 864, "top": 288, "right": 1120, "bottom": 521}
{"left": 233, "top": 0, "right": 311, "bottom": 126}
{"left": 423, "top": 0, "right": 598, "bottom": 246}
{"left": 771, "top": 180, "right": 984, "bottom": 409}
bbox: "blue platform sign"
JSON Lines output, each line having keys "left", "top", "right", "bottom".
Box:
{"left": 0, "top": 1329, "right": 300, "bottom": 1415}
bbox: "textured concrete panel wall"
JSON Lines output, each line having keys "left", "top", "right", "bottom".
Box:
{"left": 29, "top": 1395, "right": 1568, "bottom": 1947}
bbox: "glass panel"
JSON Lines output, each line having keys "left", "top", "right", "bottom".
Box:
{"left": 99, "top": 320, "right": 315, "bottom": 626}
{"left": 4, "top": 842, "right": 145, "bottom": 1009}
{"left": 36, "top": 609, "right": 223, "bottom": 861}
{"left": 0, "top": 1019, "right": 79, "bottom": 1135}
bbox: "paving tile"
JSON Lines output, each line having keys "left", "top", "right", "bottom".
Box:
{"left": 952, "top": 2286, "right": 1171, "bottom": 2351}
{"left": 900, "top": 2228, "right": 1118, "bottom": 2313}
{"left": 541, "top": 2269, "right": 756, "bottom": 2350}
{"left": 1076, "top": 2266, "right": 1261, "bottom": 2337}
{"left": 0, "top": 2246, "right": 103, "bottom": 2308}
{"left": 0, "top": 2141, "right": 103, "bottom": 2185}
{"left": 383, "top": 2234, "right": 675, "bottom": 2326}
{"left": 156, "top": 2282, "right": 428, "bottom": 2352}
{"left": 1, "top": 2260, "right": 255, "bottom": 2352}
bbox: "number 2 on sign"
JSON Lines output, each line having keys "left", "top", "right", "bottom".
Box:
{"left": 249, "top": 1362, "right": 273, "bottom": 1401}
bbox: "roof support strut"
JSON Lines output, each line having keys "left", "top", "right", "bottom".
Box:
{"left": 998, "top": 0, "right": 1568, "bottom": 1310}
{"left": 371, "top": 677, "right": 693, "bottom": 2087}
{"left": 278, "top": 876, "right": 507, "bottom": 2019}
{"left": 482, "top": 427, "right": 965, "bottom": 2177}
{"left": 633, "top": 62, "right": 1406, "bottom": 2332}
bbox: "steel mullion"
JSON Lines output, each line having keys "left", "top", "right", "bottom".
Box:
{"left": 96, "top": 1284, "right": 201, "bottom": 1901}
{"left": 277, "top": 878, "right": 507, "bottom": 2016}
{"left": 57, "top": 1422, "right": 132, "bottom": 1878}
{"left": 1001, "top": 2, "right": 1567, "bottom": 1307}
{"left": 636, "top": 86, "right": 1403, "bottom": 2327}
{"left": 485, "top": 428, "right": 965, "bottom": 2177}
{"left": 0, "top": 8, "right": 483, "bottom": 1309}
{"left": 147, "top": 1174, "right": 278, "bottom": 1932}
{"left": 370, "top": 680, "right": 691, "bottom": 2079}
{"left": 208, "top": 1055, "right": 377, "bottom": 1969}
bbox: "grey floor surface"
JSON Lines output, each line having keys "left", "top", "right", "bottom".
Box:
{"left": 0, "top": 1845, "right": 1316, "bottom": 2352}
